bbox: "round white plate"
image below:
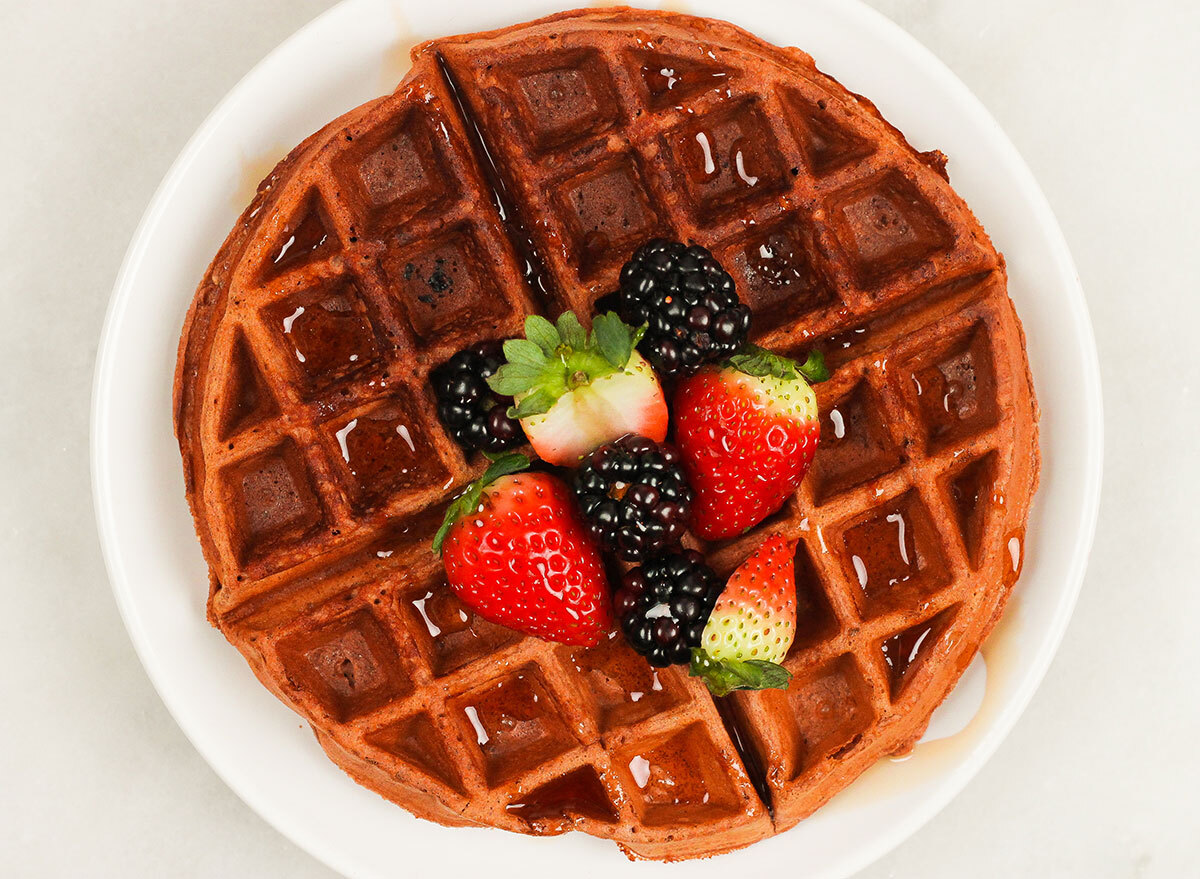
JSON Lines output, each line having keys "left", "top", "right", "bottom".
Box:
{"left": 92, "top": 1, "right": 1102, "bottom": 876}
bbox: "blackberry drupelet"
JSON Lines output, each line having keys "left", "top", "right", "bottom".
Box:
{"left": 615, "top": 550, "right": 722, "bottom": 666}
{"left": 431, "top": 342, "right": 523, "bottom": 454}
{"left": 616, "top": 239, "right": 752, "bottom": 377}
{"left": 573, "top": 435, "right": 692, "bottom": 562}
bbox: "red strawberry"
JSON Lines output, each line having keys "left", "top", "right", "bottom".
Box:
{"left": 674, "top": 346, "right": 827, "bottom": 540}
{"left": 690, "top": 534, "right": 798, "bottom": 696}
{"left": 434, "top": 454, "right": 611, "bottom": 646}
{"left": 487, "top": 312, "right": 667, "bottom": 467}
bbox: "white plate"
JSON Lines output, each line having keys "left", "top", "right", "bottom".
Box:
{"left": 92, "top": 1, "right": 1102, "bottom": 876}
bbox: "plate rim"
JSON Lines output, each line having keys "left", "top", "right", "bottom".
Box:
{"left": 91, "top": 1, "right": 1103, "bottom": 876}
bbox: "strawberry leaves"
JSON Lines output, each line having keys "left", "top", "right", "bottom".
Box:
{"left": 556, "top": 311, "right": 588, "bottom": 350}
{"left": 524, "top": 314, "right": 560, "bottom": 355}
{"left": 688, "top": 648, "right": 793, "bottom": 697}
{"left": 486, "top": 311, "right": 647, "bottom": 419}
{"left": 727, "top": 344, "right": 829, "bottom": 384}
{"left": 592, "top": 311, "right": 645, "bottom": 368}
{"left": 433, "top": 452, "right": 529, "bottom": 556}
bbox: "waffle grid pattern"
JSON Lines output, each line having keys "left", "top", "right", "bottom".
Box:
{"left": 175, "top": 8, "right": 1037, "bottom": 861}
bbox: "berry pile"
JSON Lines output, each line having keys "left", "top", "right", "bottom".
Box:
{"left": 614, "top": 550, "right": 722, "bottom": 667}
{"left": 431, "top": 342, "right": 523, "bottom": 454}
{"left": 615, "top": 239, "right": 752, "bottom": 377}
{"left": 573, "top": 435, "right": 692, "bottom": 562}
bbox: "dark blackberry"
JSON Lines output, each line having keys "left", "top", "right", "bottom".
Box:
{"left": 572, "top": 435, "right": 693, "bottom": 562}
{"left": 616, "top": 239, "right": 752, "bottom": 377}
{"left": 431, "top": 342, "right": 523, "bottom": 454}
{"left": 615, "top": 550, "right": 721, "bottom": 667}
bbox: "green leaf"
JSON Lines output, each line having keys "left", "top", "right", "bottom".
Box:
{"left": 727, "top": 344, "right": 786, "bottom": 378}
{"left": 477, "top": 451, "right": 530, "bottom": 485}
{"left": 511, "top": 388, "right": 557, "bottom": 419}
{"left": 728, "top": 345, "right": 830, "bottom": 384}
{"left": 524, "top": 314, "right": 560, "bottom": 355}
{"left": 432, "top": 454, "right": 529, "bottom": 556}
{"left": 689, "top": 648, "right": 793, "bottom": 697}
{"left": 797, "top": 349, "right": 830, "bottom": 384}
{"left": 592, "top": 311, "right": 634, "bottom": 368}
{"left": 502, "top": 338, "right": 548, "bottom": 369}
{"left": 487, "top": 362, "right": 543, "bottom": 396}
{"left": 556, "top": 311, "right": 587, "bottom": 350}
{"left": 486, "top": 308, "right": 650, "bottom": 422}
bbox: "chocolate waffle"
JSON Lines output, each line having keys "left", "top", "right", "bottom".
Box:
{"left": 174, "top": 7, "right": 1038, "bottom": 860}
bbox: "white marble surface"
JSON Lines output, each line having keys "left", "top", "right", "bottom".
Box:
{"left": 2, "top": 0, "right": 1196, "bottom": 875}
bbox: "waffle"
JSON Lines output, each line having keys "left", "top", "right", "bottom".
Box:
{"left": 174, "top": 7, "right": 1038, "bottom": 861}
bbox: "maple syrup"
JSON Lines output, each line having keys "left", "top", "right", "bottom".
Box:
{"left": 452, "top": 669, "right": 575, "bottom": 786}
{"left": 438, "top": 56, "right": 558, "bottom": 301}
{"left": 267, "top": 194, "right": 335, "bottom": 276}
{"left": 233, "top": 144, "right": 287, "bottom": 213}
{"left": 948, "top": 452, "right": 999, "bottom": 566}
{"left": 879, "top": 606, "right": 959, "bottom": 699}
{"left": 506, "top": 766, "right": 618, "bottom": 829}
{"left": 328, "top": 397, "right": 448, "bottom": 512}
{"left": 567, "top": 631, "right": 683, "bottom": 731}
{"left": 407, "top": 580, "right": 520, "bottom": 676}
{"left": 731, "top": 222, "right": 835, "bottom": 323}
{"left": 271, "top": 284, "right": 382, "bottom": 389}
{"left": 637, "top": 53, "right": 727, "bottom": 108}
{"left": 671, "top": 102, "right": 787, "bottom": 219}
{"left": 809, "top": 381, "right": 904, "bottom": 504}
{"left": 841, "top": 492, "right": 950, "bottom": 617}
{"left": 910, "top": 323, "right": 998, "bottom": 450}
{"left": 824, "top": 595, "right": 1026, "bottom": 816}
{"left": 623, "top": 725, "right": 737, "bottom": 824}
{"left": 379, "top": 10, "right": 420, "bottom": 93}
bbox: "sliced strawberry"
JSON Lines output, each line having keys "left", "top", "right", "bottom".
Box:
{"left": 690, "top": 534, "right": 798, "bottom": 696}
{"left": 674, "top": 346, "right": 827, "bottom": 540}
{"left": 487, "top": 312, "right": 667, "bottom": 467}
{"left": 434, "top": 454, "right": 611, "bottom": 646}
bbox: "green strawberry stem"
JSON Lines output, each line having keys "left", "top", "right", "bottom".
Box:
{"left": 727, "top": 344, "right": 829, "bottom": 384}
{"left": 432, "top": 453, "right": 529, "bottom": 557}
{"left": 689, "top": 647, "right": 794, "bottom": 697}
{"left": 487, "top": 312, "right": 646, "bottom": 419}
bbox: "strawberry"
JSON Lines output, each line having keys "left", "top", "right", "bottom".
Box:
{"left": 433, "top": 454, "right": 611, "bottom": 646}
{"left": 487, "top": 312, "right": 668, "bottom": 467}
{"left": 673, "top": 346, "right": 828, "bottom": 540}
{"left": 690, "top": 534, "right": 798, "bottom": 696}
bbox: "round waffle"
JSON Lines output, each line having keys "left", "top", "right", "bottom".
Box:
{"left": 174, "top": 7, "right": 1038, "bottom": 861}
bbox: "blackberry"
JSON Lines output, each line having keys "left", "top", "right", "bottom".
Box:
{"left": 431, "top": 341, "right": 523, "bottom": 454}
{"left": 615, "top": 550, "right": 721, "bottom": 666}
{"left": 573, "top": 435, "right": 693, "bottom": 562}
{"left": 616, "top": 239, "right": 752, "bottom": 377}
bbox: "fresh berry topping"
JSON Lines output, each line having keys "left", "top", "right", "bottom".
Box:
{"left": 435, "top": 453, "right": 611, "bottom": 646}
{"left": 487, "top": 312, "right": 668, "bottom": 467}
{"left": 431, "top": 341, "right": 523, "bottom": 454}
{"left": 674, "top": 346, "right": 827, "bottom": 540}
{"left": 615, "top": 239, "right": 752, "bottom": 377}
{"left": 615, "top": 550, "right": 721, "bottom": 667}
{"left": 572, "top": 435, "right": 693, "bottom": 562}
{"left": 690, "top": 534, "right": 798, "bottom": 696}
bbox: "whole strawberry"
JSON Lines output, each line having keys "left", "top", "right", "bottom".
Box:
{"left": 433, "top": 454, "right": 611, "bottom": 646}
{"left": 674, "top": 346, "right": 828, "bottom": 540}
{"left": 690, "top": 534, "right": 798, "bottom": 696}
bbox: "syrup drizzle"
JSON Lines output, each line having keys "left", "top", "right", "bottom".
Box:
{"left": 435, "top": 53, "right": 559, "bottom": 307}
{"left": 714, "top": 696, "right": 774, "bottom": 818}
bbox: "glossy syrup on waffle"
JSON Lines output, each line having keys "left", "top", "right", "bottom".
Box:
{"left": 174, "top": 7, "right": 1038, "bottom": 860}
